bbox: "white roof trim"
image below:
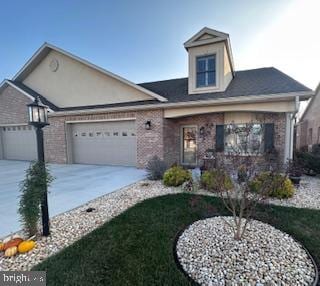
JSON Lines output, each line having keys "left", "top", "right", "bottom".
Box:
{"left": 300, "top": 82, "right": 320, "bottom": 121}
{"left": 184, "top": 27, "right": 235, "bottom": 75}
{"left": 12, "top": 43, "right": 168, "bottom": 102}
{"left": 0, "top": 79, "right": 54, "bottom": 112}
{"left": 49, "top": 91, "right": 313, "bottom": 117}
{"left": 184, "top": 27, "right": 229, "bottom": 49}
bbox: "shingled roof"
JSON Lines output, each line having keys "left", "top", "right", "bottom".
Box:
{"left": 8, "top": 80, "right": 60, "bottom": 111}
{"left": 138, "top": 67, "right": 311, "bottom": 103}
{"left": 6, "top": 67, "right": 312, "bottom": 112}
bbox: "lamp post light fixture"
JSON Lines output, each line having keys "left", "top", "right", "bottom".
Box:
{"left": 27, "top": 96, "right": 50, "bottom": 236}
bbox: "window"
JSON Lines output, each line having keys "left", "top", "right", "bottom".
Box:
{"left": 224, "top": 124, "right": 264, "bottom": 155}
{"left": 113, "top": 132, "right": 119, "bottom": 136}
{"left": 196, "top": 55, "right": 216, "bottom": 87}
{"left": 122, "top": 132, "right": 128, "bottom": 136}
{"left": 308, "top": 128, "right": 313, "bottom": 145}
{"left": 182, "top": 126, "right": 197, "bottom": 165}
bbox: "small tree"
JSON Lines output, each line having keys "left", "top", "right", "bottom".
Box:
{"left": 146, "top": 156, "right": 167, "bottom": 180}
{"left": 215, "top": 122, "right": 285, "bottom": 240}
{"left": 18, "top": 161, "right": 54, "bottom": 237}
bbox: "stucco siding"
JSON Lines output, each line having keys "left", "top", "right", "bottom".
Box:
{"left": 23, "top": 50, "right": 154, "bottom": 108}
{"left": 164, "top": 101, "right": 295, "bottom": 118}
{"left": 187, "top": 41, "right": 232, "bottom": 95}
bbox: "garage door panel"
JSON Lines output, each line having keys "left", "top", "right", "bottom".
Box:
{"left": 71, "top": 121, "right": 137, "bottom": 166}
{"left": 1, "top": 125, "right": 37, "bottom": 161}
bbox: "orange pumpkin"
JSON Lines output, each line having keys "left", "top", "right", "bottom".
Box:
{"left": 0, "top": 242, "right": 4, "bottom": 251}
{"left": 3, "top": 238, "right": 23, "bottom": 251}
{"left": 18, "top": 240, "right": 36, "bottom": 253}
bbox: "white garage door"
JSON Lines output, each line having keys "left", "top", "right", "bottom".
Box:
{"left": 1, "top": 125, "right": 37, "bottom": 161}
{"left": 71, "top": 120, "right": 137, "bottom": 166}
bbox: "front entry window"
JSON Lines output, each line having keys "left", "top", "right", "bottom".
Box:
{"left": 182, "top": 126, "right": 197, "bottom": 165}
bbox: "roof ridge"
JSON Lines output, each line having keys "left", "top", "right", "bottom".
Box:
{"left": 235, "top": 67, "right": 275, "bottom": 73}
{"left": 138, "top": 77, "right": 188, "bottom": 85}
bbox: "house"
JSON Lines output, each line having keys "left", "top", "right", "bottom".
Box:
{"left": 296, "top": 83, "right": 320, "bottom": 150}
{"left": 0, "top": 27, "right": 313, "bottom": 168}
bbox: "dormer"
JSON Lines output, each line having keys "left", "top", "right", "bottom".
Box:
{"left": 184, "top": 27, "right": 235, "bottom": 95}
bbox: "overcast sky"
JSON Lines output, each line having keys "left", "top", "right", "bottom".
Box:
{"left": 0, "top": 0, "right": 319, "bottom": 93}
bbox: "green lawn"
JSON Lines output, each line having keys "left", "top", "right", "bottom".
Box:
{"left": 33, "top": 194, "right": 320, "bottom": 286}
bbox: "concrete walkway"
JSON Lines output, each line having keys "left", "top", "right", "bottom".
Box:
{"left": 0, "top": 160, "right": 146, "bottom": 238}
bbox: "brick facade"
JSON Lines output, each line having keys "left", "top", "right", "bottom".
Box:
{"left": 136, "top": 109, "right": 165, "bottom": 167}
{"left": 45, "top": 111, "right": 137, "bottom": 164}
{"left": 0, "top": 86, "right": 32, "bottom": 125}
{"left": 296, "top": 89, "right": 320, "bottom": 150}
{"left": 0, "top": 87, "right": 287, "bottom": 168}
{"left": 262, "top": 113, "right": 286, "bottom": 160}
{"left": 164, "top": 113, "right": 224, "bottom": 166}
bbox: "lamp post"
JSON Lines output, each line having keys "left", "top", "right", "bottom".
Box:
{"left": 27, "top": 96, "right": 50, "bottom": 236}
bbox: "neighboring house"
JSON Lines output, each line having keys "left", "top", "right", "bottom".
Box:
{"left": 296, "top": 83, "right": 320, "bottom": 150}
{"left": 0, "top": 27, "right": 313, "bottom": 168}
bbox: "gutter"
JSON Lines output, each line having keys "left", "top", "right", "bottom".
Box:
{"left": 48, "top": 91, "right": 313, "bottom": 117}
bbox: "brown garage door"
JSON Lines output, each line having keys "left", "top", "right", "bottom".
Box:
{"left": 71, "top": 120, "right": 137, "bottom": 166}
{"left": 1, "top": 125, "right": 37, "bottom": 161}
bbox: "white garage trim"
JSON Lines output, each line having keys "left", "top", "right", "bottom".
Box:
{"left": 66, "top": 120, "right": 137, "bottom": 166}
{"left": 0, "top": 123, "right": 29, "bottom": 126}
{"left": 0, "top": 125, "right": 37, "bottom": 161}
{"left": 65, "top": 117, "right": 136, "bottom": 124}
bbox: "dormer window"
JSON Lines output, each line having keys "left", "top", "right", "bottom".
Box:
{"left": 196, "top": 55, "right": 216, "bottom": 88}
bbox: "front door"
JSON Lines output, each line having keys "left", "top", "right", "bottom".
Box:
{"left": 181, "top": 126, "right": 197, "bottom": 165}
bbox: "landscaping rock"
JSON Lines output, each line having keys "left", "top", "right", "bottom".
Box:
{"left": 0, "top": 180, "right": 180, "bottom": 271}
{"left": 269, "top": 175, "right": 320, "bottom": 210}
{"left": 176, "top": 216, "right": 316, "bottom": 286}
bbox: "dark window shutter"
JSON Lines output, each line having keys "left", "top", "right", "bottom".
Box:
{"left": 264, "top": 123, "right": 275, "bottom": 152}
{"left": 216, "top": 125, "right": 224, "bottom": 152}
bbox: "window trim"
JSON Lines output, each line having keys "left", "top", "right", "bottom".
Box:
{"left": 195, "top": 54, "right": 216, "bottom": 88}
{"left": 180, "top": 125, "right": 198, "bottom": 166}
{"left": 224, "top": 123, "right": 265, "bottom": 156}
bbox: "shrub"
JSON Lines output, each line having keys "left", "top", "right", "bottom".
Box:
{"left": 296, "top": 151, "right": 320, "bottom": 174}
{"left": 18, "top": 161, "right": 54, "bottom": 236}
{"left": 146, "top": 156, "right": 167, "bottom": 180}
{"left": 201, "top": 169, "right": 233, "bottom": 192}
{"left": 250, "top": 172, "right": 294, "bottom": 199}
{"left": 312, "top": 144, "right": 320, "bottom": 156}
{"left": 163, "top": 166, "right": 191, "bottom": 187}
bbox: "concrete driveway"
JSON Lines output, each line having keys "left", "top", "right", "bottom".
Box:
{"left": 0, "top": 160, "right": 146, "bottom": 238}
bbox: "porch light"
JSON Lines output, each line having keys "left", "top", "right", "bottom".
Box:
{"left": 27, "top": 96, "right": 49, "bottom": 127}
{"left": 145, "top": 120, "right": 152, "bottom": 130}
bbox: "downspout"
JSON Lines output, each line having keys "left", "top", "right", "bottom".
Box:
{"left": 289, "top": 96, "right": 300, "bottom": 159}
